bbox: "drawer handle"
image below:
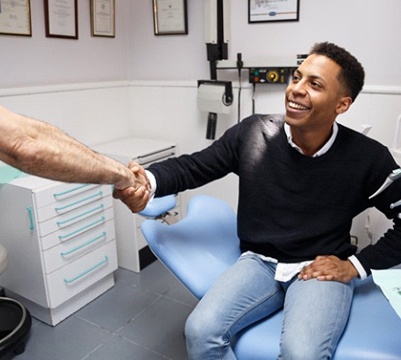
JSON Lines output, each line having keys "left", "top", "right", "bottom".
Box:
{"left": 56, "top": 204, "right": 104, "bottom": 226}
{"left": 58, "top": 216, "right": 106, "bottom": 241}
{"left": 53, "top": 184, "right": 91, "bottom": 198}
{"left": 26, "top": 207, "right": 35, "bottom": 230}
{"left": 63, "top": 256, "right": 109, "bottom": 284}
{"left": 60, "top": 232, "right": 107, "bottom": 257}
{"left": 54, "top": 191, "right": 103, "bottom": 211}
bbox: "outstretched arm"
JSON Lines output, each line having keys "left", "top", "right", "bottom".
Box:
{"left": 0, "top": 105, "right": 138, "bottom": 190}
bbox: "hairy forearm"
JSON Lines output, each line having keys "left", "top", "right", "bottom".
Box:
{"left": 0, "top": 106, "right": 135, "bottom": 189}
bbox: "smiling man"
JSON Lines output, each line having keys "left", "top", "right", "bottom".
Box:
{"left": 115, "top": 42, "right": 401, "bottom": 359}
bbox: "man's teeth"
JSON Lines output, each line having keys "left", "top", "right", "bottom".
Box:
{"left": 289, "top": 101, "right": 309, "bottom": 110}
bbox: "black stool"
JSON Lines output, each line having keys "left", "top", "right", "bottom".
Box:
{"left": 0, "top": 245, "right": 32, "bottom": 358}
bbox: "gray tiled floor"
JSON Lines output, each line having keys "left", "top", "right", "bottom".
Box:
{"left": 13, "top": 261, "right": 198, "bottom": 360}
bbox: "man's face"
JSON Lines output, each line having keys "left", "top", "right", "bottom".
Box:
{"left": 285, "top": 54, "right": 351, "bottom": 132}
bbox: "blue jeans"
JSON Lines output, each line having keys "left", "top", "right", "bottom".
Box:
{"left": 185, "top": 253, "right": 354, "bottom": 360}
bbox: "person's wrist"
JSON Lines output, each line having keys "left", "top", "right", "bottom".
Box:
{"left": 347, "top": 260, "right": 359, "bottom": 280}
{"left": 114, "top": 166, "right": 135, "bottom": 190}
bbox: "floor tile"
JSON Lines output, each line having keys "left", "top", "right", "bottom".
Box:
{"left": 123, "top": 261, "right": 182, "bottom": 295}
{"left": 15, "top": 316, "right": 112, "bottom": 360}
{"left": 83, "top": 334, "right": 166, "bottom": 360}
{"left": 118, "top": 296, "right": 192, "bottom": 360}
{"left": 162, "top": 281, "right": 198, "bottom": 308}
{"left": 75, "top": 281, "right": 159, "bottom": 332}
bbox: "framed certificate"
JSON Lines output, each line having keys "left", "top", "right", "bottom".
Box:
{"left": 44, "top": 0, "right": 78, "bottom": 39}
{"left": 90, "top": 0, "right": 115, "bottom": 37}
{"left": 0, "top": 0, "right": 32, "bottom": 36}
{"left": 248, "top": 0, "right": 300, "bottom": 23}
{"left": 153, "top": 0, "right": 188, "bottom": 35}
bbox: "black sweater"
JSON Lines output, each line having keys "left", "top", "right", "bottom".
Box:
{"left": 148, "top": 114, "right": 401, "bottom": 275}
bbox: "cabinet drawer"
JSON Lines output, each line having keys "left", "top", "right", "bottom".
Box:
{"left": 37, "top": 199, "right": 113, "bottom": 238}
{"left": 40, "top": 207, "right": 114, "bottom": 250}
{"left": 42, "top": 219, "right": 116, "bottom": 274}
{"left": 36, "top": 185, "right": 112, "bottom": 222}
{"left": 46, "top": 240, "right": 118, "bottom": 309}
{"left": 34, "top": 183, "right": 104, "bottom": 209}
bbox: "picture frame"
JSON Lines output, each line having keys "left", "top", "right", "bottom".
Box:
{"left": 90, "top": 0, "right": 115, "bottom": 37}
{"left": 0, "top": 0, "right": 32, "bottom": 37}
{"left": 153, "top": 0, "right": 188, "bottom": 36}
{"left": 248, "top": 0, "right": 300, "bottom": 24}
{"left": 44, "top": 0, "right": 78, "bottom": 39}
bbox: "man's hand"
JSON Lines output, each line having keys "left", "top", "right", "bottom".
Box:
{"left": 128, "top": 162, "right": 151, "bottom": 192}
{"left": 113, "top": 162, "right": 151, "bottom": 213}
{"left": 298, "top": 255, "right": 358, "bottom": 283}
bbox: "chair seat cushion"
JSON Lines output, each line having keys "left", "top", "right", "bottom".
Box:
{"left": 0, "top": 245, "right": 8, "bottom": 275}
{"left": 233, "top": 277, "right": 401, "bottom": 360}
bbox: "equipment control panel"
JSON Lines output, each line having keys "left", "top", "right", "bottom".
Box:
{"left": 249, "top": 67, "right": 295, "bottom": 84}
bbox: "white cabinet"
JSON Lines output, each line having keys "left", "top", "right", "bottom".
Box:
{"left": 93, "top": 137, "right": 181, "bottom": 272}
{"left": 0, "top": 175, "right": 118, "bottom": 326}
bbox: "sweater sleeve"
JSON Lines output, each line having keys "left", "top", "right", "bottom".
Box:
{"left": 356, "top": 217, "right": 401, "bottom": 275}
{"left": 147, "top": 122, "right": 241, "bottom": 197}
{"left": 355, "top": 150, "right": 401, "bottom": 274}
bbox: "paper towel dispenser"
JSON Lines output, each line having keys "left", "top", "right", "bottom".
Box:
{"left": 197, "top": 80, "right": 233, "bottom": 115}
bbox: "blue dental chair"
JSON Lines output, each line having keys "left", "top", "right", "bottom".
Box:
{"left": 141, "top": 195, "right": 401, "bottom": 359}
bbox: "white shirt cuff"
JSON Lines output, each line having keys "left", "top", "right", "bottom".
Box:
{"left": 348, "top": 255, "right": 367, "bottom": 280}
{"left": 145, "top": 170, "right": 157, "bottom": 198}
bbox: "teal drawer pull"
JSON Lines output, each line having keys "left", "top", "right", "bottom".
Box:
{"left": 60, "top": 232, "right": 107, "bottom": 257}
{"left": 63, "top": 256, "right": 109, "bottom": 284}
{"left": 58, "top": 216, "right": 105, "bottom": 241}
{"left": 53, "top": 184, "right": 90, "bottom": 198}
{"left": 54, "top": 191, "right": 103, "bottom": 211}
{"left": 26, "top": 207, "right": 35, "bottom": 230}
{"left": 56, "top": 204, "right": 104, "bottom": 226}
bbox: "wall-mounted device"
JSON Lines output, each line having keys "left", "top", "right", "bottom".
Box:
{"left": 197, "top": 80, "right": 233, "bottom": 114}
{"left": 248, "top": 54, "right": 307, "bottom": 84}
{"left": 202, "top": 0, "right": 230, "bottom": 140}
{"left": 249, "top": 67, "right": 294, "bottom": 84}
{"left": 201, "top": 0, "right": 307, "bottom": 137}
{"left": 204, "top": 0, "right": 229, "bottom": 75}
{"left": 197, "top": 80, "right": 233, "bottom": 139}
{"left": 215, "top": 53, "right": 308, "bottom": 116}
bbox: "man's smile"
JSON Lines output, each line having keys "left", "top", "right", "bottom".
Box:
{"left": 287, "top": 100, "right": 311, "bottom": 111}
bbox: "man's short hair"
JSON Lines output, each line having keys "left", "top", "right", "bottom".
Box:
{"left": 310, "top": 42, "right": 365, "bottom": 102}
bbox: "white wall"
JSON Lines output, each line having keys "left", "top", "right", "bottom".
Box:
{"left": 2, "top": 1, "right": 401, "bottom": 87}
{"left": 0, "top": 83, "right": 133, "bottom": 146}
{"left": 129, "top": 0, "right": 401, "bottom": 86}
{"left": 0, "top": 1, "right": 131, "bottom": 88}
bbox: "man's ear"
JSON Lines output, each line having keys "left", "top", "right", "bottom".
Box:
{"left": 336, "top": 96, "right": 353, "bottom": 115}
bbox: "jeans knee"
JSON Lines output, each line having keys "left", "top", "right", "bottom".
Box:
{"left": 184, "top": 310, "right": 211, "bottom": 344}
{"left": 185, "top": 308, "right": 232, "bottom": 358}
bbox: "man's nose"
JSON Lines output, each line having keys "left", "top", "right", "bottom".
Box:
{"left": 291, "top": 80, "right": 307, "bottom": 94}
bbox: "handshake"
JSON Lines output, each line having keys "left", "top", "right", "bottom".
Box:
{"left": 113, "top": 162, "right": 151, "bottom": 213}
